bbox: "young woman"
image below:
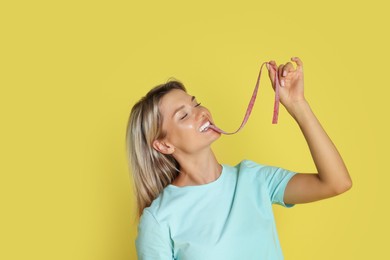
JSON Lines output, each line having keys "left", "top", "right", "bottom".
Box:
{"left": 126, "top": 57, "right": 352, "bottom": 259}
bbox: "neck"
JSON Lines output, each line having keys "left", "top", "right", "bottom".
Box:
{"left": 172, "top": 148, "right": 221, "bottom": 187}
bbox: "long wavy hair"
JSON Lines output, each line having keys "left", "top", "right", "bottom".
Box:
{"left": 126, "top": 80, "right": 185, "bottom": 217}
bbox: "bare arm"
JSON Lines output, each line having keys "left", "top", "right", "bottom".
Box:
{"left": 267, "top": 57, "right": 352, "bottom": 204}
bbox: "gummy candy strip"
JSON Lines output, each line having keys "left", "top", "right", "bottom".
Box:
{"left": 210, "top": 62, "right": 280, "bottom": 135}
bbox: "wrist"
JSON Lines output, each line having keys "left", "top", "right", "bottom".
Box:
{"left": 286, "top": 99, "right": 312, "bottom": 122}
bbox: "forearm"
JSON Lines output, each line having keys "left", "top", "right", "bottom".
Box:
{"left": 288, "top": 100, "right": 352, "bottom": 194}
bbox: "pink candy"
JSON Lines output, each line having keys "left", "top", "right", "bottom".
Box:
{"left": 210, "top": 62, "right": 280, "bottom": 135}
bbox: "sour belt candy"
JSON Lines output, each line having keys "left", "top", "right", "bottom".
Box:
{"left": 209, "top": 62, "right": 280, "bottom": 135}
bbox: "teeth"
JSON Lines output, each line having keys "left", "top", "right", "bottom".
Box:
{"left": 199, "top": 121, "right": 211, "bottom": 132}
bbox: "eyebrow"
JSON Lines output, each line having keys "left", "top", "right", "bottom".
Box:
{"left": 172, "top": 96, "right": 196, "bottom": 118}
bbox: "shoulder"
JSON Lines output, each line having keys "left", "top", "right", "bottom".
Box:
{"left": 220, "top": 159, "right": 270, "bottom": 185}
{"left": 137, "top": 208, "right": 170, "bottom": 239}
{"left": 234, "top": 159, "right": 269, "bottom": 176}
{"left": 138, "top": 208, "right": 159, "bottom": 227}
{"left": 141, "top": 190, "right": 170, "bottom": 223}
{"left": 238, "top": 159, "right": 263, "bottom": 169}
{"left": 233, "top": 159, "right": 296, "bottom": 183}
{"left": 236, "top": 159, "right": 293, "bottom": 174}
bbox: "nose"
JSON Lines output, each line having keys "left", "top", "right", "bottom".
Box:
{"left": 194, "top": 106, "right": 207, "bottom": 121}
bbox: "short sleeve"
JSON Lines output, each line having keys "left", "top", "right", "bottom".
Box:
{"left": 262, "top": 165, "right": 297, "bottom": 207}
{"left": 136, "top": 209, "right": 174, "bottom": 260}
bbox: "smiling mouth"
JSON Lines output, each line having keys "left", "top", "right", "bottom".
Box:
{"left": 199, "top": 121, "right": 211, "bottom": 132}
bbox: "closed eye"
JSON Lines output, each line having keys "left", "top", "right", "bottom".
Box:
{"left": 180, "top": 113, "right": 188, "bottom": 120}
{"left": 178, "top": 101, "right": 200, "bottom": 120}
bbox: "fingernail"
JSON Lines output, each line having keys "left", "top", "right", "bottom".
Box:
{"left": 283, "top": 70, "right": 287, "bottom": 77}
{"left": 281, "top": 79, "right": 285, "bottom": 87}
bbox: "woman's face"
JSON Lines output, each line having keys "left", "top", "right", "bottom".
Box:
{"left": 157, "top": 89, "right": 221, "bottom": 155}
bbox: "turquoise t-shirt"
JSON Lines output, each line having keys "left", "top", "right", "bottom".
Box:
{"left": 136, "top": 160, "right": 297, "bottom": 260}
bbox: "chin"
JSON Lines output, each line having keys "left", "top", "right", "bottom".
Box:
{"left": 209, "top": 131, "right": 222, "bottom": 142}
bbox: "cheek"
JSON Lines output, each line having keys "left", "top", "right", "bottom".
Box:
{"left": 163, "top": 120, "right": 196, "bottom": 141}
{"left": 182, "top": 121, "right": 196, "bottom": 130}
{"left": 174, "top": 123, "right": 196, "bottom": 140}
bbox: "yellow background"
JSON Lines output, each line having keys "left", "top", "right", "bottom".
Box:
{"left": 1, "top": 0, "right": 389, "bottom": 259}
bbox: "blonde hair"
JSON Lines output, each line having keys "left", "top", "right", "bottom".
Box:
{"left": 126, "top": 80, "right": 186, "bottom": 217}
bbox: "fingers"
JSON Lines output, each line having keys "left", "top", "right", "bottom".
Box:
{"left": 268, "top": 60, "right": 277, "bottom": 67}
{"left": 282, "top": 62, "right": 294, "bottom": 76}
{"left": 267, "top": 60, "right": 277, "bottom": 75}
{"left": 267, "top": 57, "right": 303, "bottom": 87}
{"left": 278, "top": 64, "right": 285, "bottom": 86}
{"left": 291, "top": 56, "right": 303, "bottom": 72}
{"left": 267, "top": 60, "right": 278, "bottom": 88}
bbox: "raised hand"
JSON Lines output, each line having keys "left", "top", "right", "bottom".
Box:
{"left": 267, "top": 57, "right": 305, "bottom": 116}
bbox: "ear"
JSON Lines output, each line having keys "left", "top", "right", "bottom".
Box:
{"left": 152, "top": 139, "right": 175, "bottom": 155}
